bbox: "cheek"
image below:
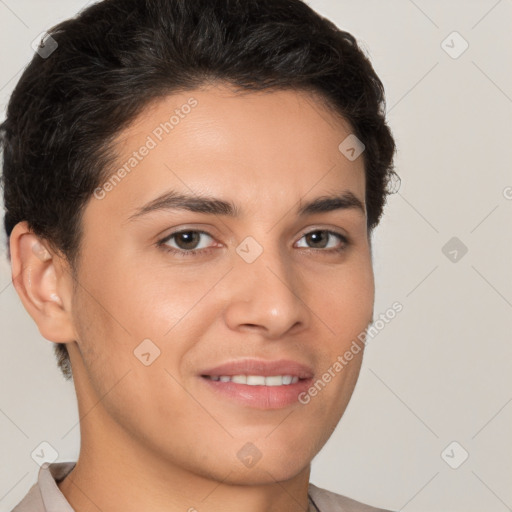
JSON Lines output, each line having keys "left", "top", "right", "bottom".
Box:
{"left": 307, "top": 257, "right": 373, "bottom": 402}
{"left": 109, "top": 253, "right": 228, "bottom": 335}
{"left": 75, "top": 256, "right": 188, "bottom": 344}
{"left": 316, "top": 258, "right": 375, "bottom": 334}
{"left": 72, "top": 286, "right": 198, "bottom": 446}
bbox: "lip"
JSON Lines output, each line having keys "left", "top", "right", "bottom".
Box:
{"left": 199, "top": 358, "right": 315, "bottom": 379}
{"left": 200, "top": 377, "right": 313, "bottom": 410}
{"left": 198, "top": 358, "right": 315, "bottom": 410}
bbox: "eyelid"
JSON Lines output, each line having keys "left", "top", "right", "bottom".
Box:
{"left": 157, "top": 225, "right": 350, "bottom": 258}
{"left": 158, "top": 228, "right": 217, "bottom": 249}
{"left": 297, "top": 224, "right": 348, "bottom": 239}
{"left": 295, "top": 228, "right": 349, "bottom": 250}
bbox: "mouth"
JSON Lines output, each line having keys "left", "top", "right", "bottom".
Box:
{"left": 198, "top": 358, "right": 314, "bottom": 410}
{"left": 201, "top": 374, "right": 304, "bottom": 385}
{"left": 199, "top": 357, "right": 314, "bottom": 380}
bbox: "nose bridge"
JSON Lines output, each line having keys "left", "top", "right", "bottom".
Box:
{"left": 223, "top": 233, "right": 309, "bottom": 336}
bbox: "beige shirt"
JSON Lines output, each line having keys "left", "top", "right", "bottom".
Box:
{"left": 11, "top": 462, "right": 392, "bottom": 512}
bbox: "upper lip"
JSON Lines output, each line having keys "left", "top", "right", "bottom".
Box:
{"left": 199, "top": 358, "right": 314, "bottom": 379}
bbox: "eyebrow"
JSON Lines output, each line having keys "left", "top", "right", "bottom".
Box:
{"left": 126, "top": 189, "right": 365, "bottom": 222}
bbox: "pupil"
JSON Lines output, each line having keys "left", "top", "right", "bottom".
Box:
{"left": 177, "top": 232, "right": 199, "bottom": 250}
{"left": 308, "top": 231, "right": 327, "bottom": 248}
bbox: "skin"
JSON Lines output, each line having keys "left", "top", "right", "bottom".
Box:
{"left": 10, "top": 83, "right": 374, "bottom": 512}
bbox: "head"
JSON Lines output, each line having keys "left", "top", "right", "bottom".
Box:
{"left": 1, "top": 0, "right": 396, "bottom": 485}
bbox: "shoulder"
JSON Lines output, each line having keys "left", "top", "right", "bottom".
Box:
{"left": 10, "top": 483, "right": 44, "bottom": 512}
{"left": 10, "top": 461, "right": 76, "bottom": 512}
{"left": 308, "top": 483, "right": 395, "bottom": 512}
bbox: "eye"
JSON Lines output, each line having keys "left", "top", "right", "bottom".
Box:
{"left": 295, "top": 229, "right": 349, "bottom": 253}
{"left": 157, "top": 228, "right": 350, "bottom": 258}
{"left": 157, "top": 229, "right": 217, "bottom": 257}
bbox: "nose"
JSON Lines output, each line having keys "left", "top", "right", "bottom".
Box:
{"left": 222, "top": 242, "right": 311, "bottom": 339}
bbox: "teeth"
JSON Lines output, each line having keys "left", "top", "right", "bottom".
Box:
{"left": 282, "top": 375, "right": 293, "bottom": 385}
{"left": 206, "top": 375, "right": 299, "bottom": 386}
{"left": 265, "top": 375, "right": 285, "bottom": 386}
{"left": 246, "top": 375, "right": 265, "bottom": 385}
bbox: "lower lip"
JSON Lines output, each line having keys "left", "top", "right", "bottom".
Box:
{"left": 200, "top": 376, "right": 313, "bottom": 410}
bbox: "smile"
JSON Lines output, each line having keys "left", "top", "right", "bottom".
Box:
{"left": 202, "top": 375, "right": 301, "bottom": 386}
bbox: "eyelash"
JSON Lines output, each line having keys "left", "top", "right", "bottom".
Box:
{"left": 156, "top": 229, "right": 350, "bottom": 258}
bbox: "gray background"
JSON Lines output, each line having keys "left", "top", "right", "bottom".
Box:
{"left": 1, "top": 1, "right": 511, "bottom": 511}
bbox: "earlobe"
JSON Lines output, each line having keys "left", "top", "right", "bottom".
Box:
{"left": 9, "top": 221, "right": 76, "bottom": 343}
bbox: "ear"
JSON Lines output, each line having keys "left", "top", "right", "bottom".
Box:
{"left": 9, "top": 221, "right": 77, "bottom": 343}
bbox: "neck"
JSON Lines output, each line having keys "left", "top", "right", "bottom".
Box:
{"left": 58, "top": 399, "right": 312, "bottom": 512}
{"left": 58, "top": 442, "right": 312, "bottom": 512}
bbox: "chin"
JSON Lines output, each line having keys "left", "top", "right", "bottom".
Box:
{"left": 221, "top": 461, "right": 309, "bottom": 487}
{"left": 240, "top": 449, "right": 311, "bottom": 485}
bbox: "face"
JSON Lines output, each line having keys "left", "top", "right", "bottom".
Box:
{"left": 65, "top": 84, "right": 374, "bottom": 484}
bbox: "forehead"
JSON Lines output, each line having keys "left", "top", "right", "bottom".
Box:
{"left": 91, "top": 84, "right": 366, "bottom": 222}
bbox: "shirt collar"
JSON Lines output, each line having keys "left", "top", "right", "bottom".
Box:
{"left": 39, "top": 461, "right": 76, "bottom": 512}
